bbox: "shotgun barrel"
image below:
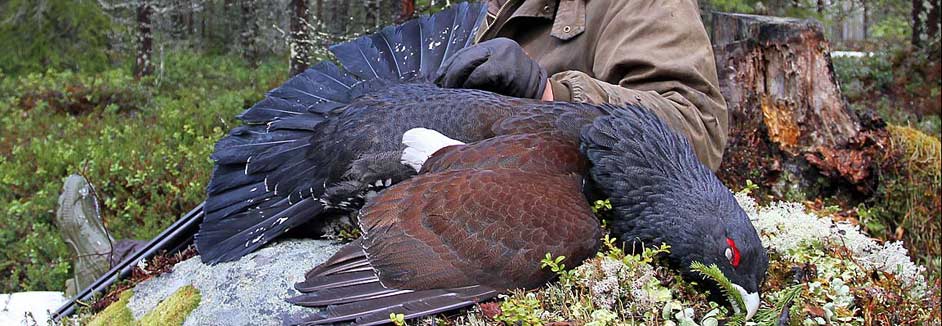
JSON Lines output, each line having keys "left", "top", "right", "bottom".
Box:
{"left": 51, "top": 202, "right": 205, "bottom": 320}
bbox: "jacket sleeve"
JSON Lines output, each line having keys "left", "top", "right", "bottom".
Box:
{"left": 548, "top": 0, "right": 728, "bottom": 171}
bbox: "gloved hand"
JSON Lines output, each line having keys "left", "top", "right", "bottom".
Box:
{"left": 435, "top": 38, "right": 548, "bottom": 99}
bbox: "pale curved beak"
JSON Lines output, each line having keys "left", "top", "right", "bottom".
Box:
{"left": 731, "top": 283, "right": 760, "bottom": 320}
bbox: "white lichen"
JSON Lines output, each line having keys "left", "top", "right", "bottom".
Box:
{"left": 735, "top": 193, "right": 927, "bottom": 293}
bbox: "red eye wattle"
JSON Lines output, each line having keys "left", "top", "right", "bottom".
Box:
{"left": 726, "top": 237, "right": 741, "bottom": 268}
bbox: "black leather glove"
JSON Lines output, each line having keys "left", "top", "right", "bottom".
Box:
{"left": 435, "top": 38, "right": 548, "bottom": 99}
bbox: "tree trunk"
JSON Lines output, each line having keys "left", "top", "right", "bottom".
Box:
{"left": 364, "top": 0, "right": 379, "bottom": 29}
{"left": 912, "top": 0, "right": 941, "bottom": 58}
{"left": 135, "top": 1, "right": 155, "bottom": 79}
{"left": 320, "top": 0, "right": 349, "bottom": 44}
{"left": 240, "top": 0, "right": 259, "bottom": 65}
{"left": 187, "top": 0, "right": 195, "bottom": 36}
{"left": 860, "top": 0, "right": 871, "bottom": 40}
{"left": 289, "top": 0, "right": 312, "bottom": 76}
{"left": 711, "top": 12, "right": 887, "bottom": 199}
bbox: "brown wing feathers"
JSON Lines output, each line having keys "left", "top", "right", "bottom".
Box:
{"left": 288, "top": 133, "right": 601, "bottom": 325}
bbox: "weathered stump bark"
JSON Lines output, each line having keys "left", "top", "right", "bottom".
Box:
{"left": 711, "top": 12, "right": 887, "bottom": 199}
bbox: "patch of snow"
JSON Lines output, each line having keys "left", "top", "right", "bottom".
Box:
{"left": 0, "top": 291, "right": 67, "bottom": 326}
{"left": 831, "top": 51, "right": 874, "bottom": 58}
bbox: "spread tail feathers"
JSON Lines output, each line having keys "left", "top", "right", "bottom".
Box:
{"left": 286, "top": 241, "right": 498, "bottom": 326}
{"left": 196, "top": 2, "right": 489, "bottom": 263}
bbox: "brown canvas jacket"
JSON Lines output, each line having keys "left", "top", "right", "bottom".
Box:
{"left": 477, "top": 0, "right": 728, "bottom": 170}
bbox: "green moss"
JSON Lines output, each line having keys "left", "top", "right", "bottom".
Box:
{"left": 495, "top": 293, "right": 544, "bottom": 326}
{"left": 87, "top": 290, "right": 134, "bottom": 326}
{"left": 139, "top": 285, "right": 201, "bottom": 326}
{"left": 864, "top": 125, "right": 941, "bottom": 279}
{"left": 83, "top": 285, "right": 201, "bottom": 326}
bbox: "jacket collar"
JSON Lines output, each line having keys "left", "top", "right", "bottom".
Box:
{"left": 479, "top": 0, "right": 585, "bottom": 41}
{"left": 550, "top": 0, "right": 586, "bottom": 40}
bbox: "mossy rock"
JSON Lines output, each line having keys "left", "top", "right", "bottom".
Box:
{"left": 87, "top": 285, "right": 201, "bottom": 326}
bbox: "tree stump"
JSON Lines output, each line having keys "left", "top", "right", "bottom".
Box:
{"left": 711, "top": 12, "right": 888, "bottom": 199}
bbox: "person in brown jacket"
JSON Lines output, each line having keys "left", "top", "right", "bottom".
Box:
{"left": 435, "top": 0, "right": 728, "bottom": 170}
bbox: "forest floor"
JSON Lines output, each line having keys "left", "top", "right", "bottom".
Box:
{"left": 0, "top": 53, "right": 285, "bottom": 292}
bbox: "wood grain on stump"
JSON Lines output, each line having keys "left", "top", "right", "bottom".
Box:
{"left": 711, "top": 12, "right": 888, "bottom": 198}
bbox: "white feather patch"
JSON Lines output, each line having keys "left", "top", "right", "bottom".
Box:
{"left": 400, "top": 128, "right": 465, "bottom": 172}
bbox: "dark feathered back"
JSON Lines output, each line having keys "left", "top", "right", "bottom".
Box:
{"left": 581, "top": 104, "right": 725, "bottom": 208}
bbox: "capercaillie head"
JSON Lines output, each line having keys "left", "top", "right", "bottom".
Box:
{"left": 581, "top": 105, "right": 769, "bottom": 319}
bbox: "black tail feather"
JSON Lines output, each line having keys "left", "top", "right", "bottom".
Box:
{"left": 330, "top": 37, "right": 392, "bottom": 81}
{"left": 289, "top": 282, "right": 410, "bottom": 307}
{"left": 353, "top": 287, "right": 496, "bottom": 325}
{"left": 295, "top": 271, "right": 379, "bottom": 292}
{"left": 238, "top": 62, "right": 356, "bottom": 124}
{"left": 198, "top": 197, "right": 324, "bottom": 263}
{"left": 210, "top": 125, "right": 314, "bottom": 165}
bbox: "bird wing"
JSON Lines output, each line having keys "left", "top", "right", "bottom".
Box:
{"left": 286, "top": 133, "right": 602, "bottom": 325}
{"left": 358, "top": 168, "right": 601, "bottom": 291}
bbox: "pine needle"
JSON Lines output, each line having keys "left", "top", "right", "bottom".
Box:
{"left": 753, "top": 285, "right": 802, "bottom": 324}
{"left": 690, "top": 262, "right": 746, "bottom": 323}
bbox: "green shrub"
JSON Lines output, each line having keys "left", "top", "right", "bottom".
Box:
{"left": 0, "top": 52, "right": 284, "bottom": 292}
{"left": 0, "top": 0, "right": 115, "bottom": 75}
{"left": 832, "top": 49, "right": 941, "bottom": 136}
